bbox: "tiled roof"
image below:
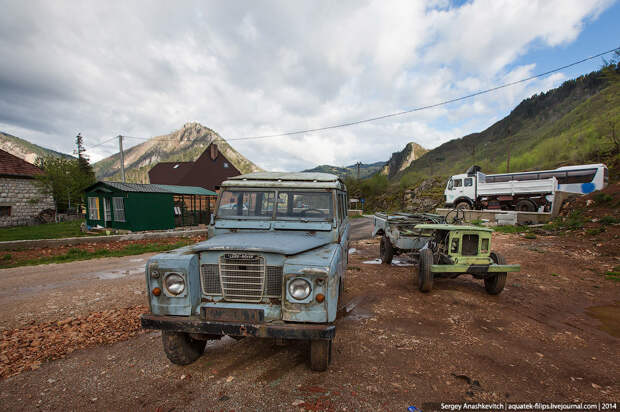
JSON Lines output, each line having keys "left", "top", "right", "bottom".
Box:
{"left": 0, "top": 149, "right": 44, "bottom": 177}
{"left": 148, "top": 162, "right": 194, "bottom": 185}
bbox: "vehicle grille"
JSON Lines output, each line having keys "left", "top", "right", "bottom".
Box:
{"left": 201, "top": 264, "right": 222, "bottom": 295}
{"left": 200, "top": 258, "right": 283, "bottom": 301}
{"left": 462, "top": 234, "right": 479, "bottom": 256}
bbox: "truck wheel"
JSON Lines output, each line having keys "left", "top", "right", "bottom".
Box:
{"left": 162, "top": 331, "right": 206, "bottom": 365}
{"left": 515, "top": 199, "right": 536, "bottom": 212}
{"left": 455, "top": 201, "right": 471, "bottom": 210}
{"left": 417, "top": 248, "right": 434, "bottom": 293}
{"left": 380, "top": 236, "right": 394, "bottom": 264}
{"left": 310, "top": 339, "right": 332, "bottom": 371}
{"left": 485, "top": 252, "right": 507, "bottom": 295}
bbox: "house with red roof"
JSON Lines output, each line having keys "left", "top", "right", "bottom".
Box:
{"left": 0, "top": 149, "right": 55, "bottom": 227}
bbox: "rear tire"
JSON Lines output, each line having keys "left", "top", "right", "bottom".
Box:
{"left": 417, "top": 248, "right": 434, "bottom": 292}
{"left": 515, "top": 199, "right": 536, "bottom": 212}
{"left": 310, "top": 339, "right": 332, "bottom": 371}
{"left": 455, "top": 201, "right": 471, "bottom": 210}
{"left": 485, "top": 252, "right": 507, "bottom": 295}
{"left": 380, "top": 236, "right": 394, "bottom": 264}
{"left": 162, "top": 331, "right": 206, "bottom": 365}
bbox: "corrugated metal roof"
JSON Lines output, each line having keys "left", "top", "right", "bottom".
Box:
{"left": 156, "top": 184, "right": 217, "bottom": 196}
{"left": 87, "top": 181, "right": 216, "bottom": 196}
{"left": 229, "top": 172, "right": 340, "bottom": 182}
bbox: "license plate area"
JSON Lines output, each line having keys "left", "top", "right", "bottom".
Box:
{"left": 202, "top": 307, "right": 264, "bottom": 322}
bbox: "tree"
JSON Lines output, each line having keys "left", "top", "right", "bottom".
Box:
{"left": 35, "top": 155, "right": 96, "bottom": 212}
{"left": 75, "top": 133, "right": 95, "bottom": 181}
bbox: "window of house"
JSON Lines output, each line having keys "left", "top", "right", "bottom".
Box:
{"left": 0, "top": 206, "right": 10, "bottom": 217}
{"left": 113, "top": 197, "right": 126, "bottom": 222}
{"left": 464, "top": 178, "right": 473, "bottom": 187}
{"left": 453, "top": 179, "right": 462, "bottom": 188}
{"left": 88, "top": 197, "right": 99, "bottom": 220}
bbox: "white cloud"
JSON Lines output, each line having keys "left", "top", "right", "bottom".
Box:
{"left": 0, "top": 0, "right": 612, "bottom": 171}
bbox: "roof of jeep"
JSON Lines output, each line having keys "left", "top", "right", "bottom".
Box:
{"left": 229, "top": 172, "right": 340, "bottom": 182}
{"left": 223, "top": 172, "right": 345, "bottom": 189}
{"left": 414, "top": 224, "right": 493, "bottom": 232}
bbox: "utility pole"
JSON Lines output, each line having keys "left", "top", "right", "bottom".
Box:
{"left": 356, "top": 162, "right": 361, "bottom": 180}
{"left": 118, "top": 135, "right": 126, "bottom": 183}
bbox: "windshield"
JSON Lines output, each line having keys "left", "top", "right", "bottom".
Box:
{"left": 217, "top": 189, "right": 333, "bottom": 220}
{"left": 217, "top": 190, "right": 275, "bottom": 218}
{"left": 276, "top": 191, "right": 333, "bottom": 220}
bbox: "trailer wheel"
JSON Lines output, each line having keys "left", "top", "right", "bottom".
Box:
{"left": 485, "top": 252, "right": 507, "bottom": 295}
{"left": 310, "top": 339, "right": 332, "bottom": 371}
{"left": 455, "top": 201, "right": 471, "bottom": 210}
{"left": 162, "top": 331, "right": 206, "bottom": 365}
{"left": 515, "top": 199, "right": 537, "bottom": 212}
{"left": 417, "top": 249, "right": 434, "bottom": 292}
{"left": 380, "top": 236, "right": 394, "bottom": 264}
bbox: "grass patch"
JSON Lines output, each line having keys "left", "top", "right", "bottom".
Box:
{"left": 543, "top": 210, "right": 587, "bottom": 232}
{"left": 493, "top": 225, "right": 529, "bottom": 234}
{"left": 524, "top": 233, "right": 537, "bottom": 239}
{"left": 1, "top": 253, "right": 12, "bottom": 261}
{"left": 551, "top": 273, "right": 559, "bottom": 277}
{"left": 593, "top": 192, "right": 613, "bottom": 204}
{"left": 600, "top": 216, "right": 620, "bottom": 225}
{"left": 470, "top": 219, "right": 485, "bottom": 226}
{"left": 347, "top": 266, "right": 362, "bottom": 271}
{"left": 0, "top": 220, "right": 95, "bottom": 242}
{"left": 605, "top": 266, "right": 620, "bottom": 282}
{"left": 0, "top": 240, "right": 194, "bottom": 269}
{"left": 586, "top": 227, "right": 605, "bottom": 236}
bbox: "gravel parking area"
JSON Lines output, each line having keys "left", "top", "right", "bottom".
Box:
{"left": 0, "top": 230, "right": 618, "bottom": 410}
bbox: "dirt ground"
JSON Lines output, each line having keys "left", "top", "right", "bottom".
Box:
{"left": 0, "top": 229, "right": 618, "bottom": 411}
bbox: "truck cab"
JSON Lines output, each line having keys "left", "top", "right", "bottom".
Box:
{"left": 141, "top": 172, "right": 349, "bottom": 371}
{"left": 444, "top": 172, "right": 476, "bottom": 209}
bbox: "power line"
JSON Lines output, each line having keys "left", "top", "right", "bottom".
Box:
{"left": 88, "top": 136, "right": 118, "bottom": 148}
{"left": 100, "top": 46, "right": 619, "bottom": 145}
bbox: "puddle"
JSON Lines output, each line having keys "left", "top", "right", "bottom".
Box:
{"left": 94, "top": 266, "right": 144, "bottom": 280}
{"left": 340, "top": 295, "right": 375, "bottom": 322}
{"left": 585, "top": 302, "right": 620, "bottom": 338}
{"left": 362, "top": 258, "right": 414, "bottom": 267}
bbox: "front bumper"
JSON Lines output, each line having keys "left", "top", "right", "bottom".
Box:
{"left": 141, "top": 314, "right": 335, "bottom": 341}
{"left": 430, "top": 264, "right": 520, "bottom": 274}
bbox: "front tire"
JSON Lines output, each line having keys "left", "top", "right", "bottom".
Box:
{"left": 417, "top": 249, "right": 434, "bottom": 292}
{"left": 380, "top": 236, "right": 394, "bottom": 264}
{"left": 485, "top": 252, "right": 507, "bottom": 295}
{"left": 310, "top": 339, "right": 332, "bottom": 371}
{"left": 455, "top": 201, "right": 471, "bottom": 210}
{"left": 162, "top": 331, "right": 206, "bottom": 365}
{"left": 515, "top": 199, "right": 537, "bottom": 212}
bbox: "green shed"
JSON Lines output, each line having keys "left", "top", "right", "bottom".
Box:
{"left": 83, "top": 182, "right": 217, "bottom": 231}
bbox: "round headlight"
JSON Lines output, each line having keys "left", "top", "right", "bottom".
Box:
{"left": 164, "top": 273, "right": 185, "bottom": 295}
{"left": 288, "top": 278, "right": 311, "bottom": 300}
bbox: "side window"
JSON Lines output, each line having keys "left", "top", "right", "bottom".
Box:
{"left": 464, "top": 178, "right": 473, "bottom": 187}
{"left": 453, "top": 179, "right": 462, "bottom": 188}
{"left": 336, "top": 193, "right": 343, "bottom": 222}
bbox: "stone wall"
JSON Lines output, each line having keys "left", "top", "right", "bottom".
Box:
{"left": 0, "top": 177, "right": 55, "bottom": 227}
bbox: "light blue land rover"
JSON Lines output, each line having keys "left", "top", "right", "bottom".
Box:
{"left": 141, "top": 172, "right": 349, "bottom": 371}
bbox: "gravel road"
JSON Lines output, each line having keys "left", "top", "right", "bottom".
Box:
{"left": 0, "top": 228, "right": 618, "bottom": 410}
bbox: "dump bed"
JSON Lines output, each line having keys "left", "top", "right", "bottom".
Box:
{"left": 477, "top": 175, "right": 557, "bottom": 196}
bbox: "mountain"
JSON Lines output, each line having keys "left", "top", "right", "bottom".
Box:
{"left": 93, "top": 122, "right": 263, "bottom": 182}
{"left": 0, "top": 131, "right": 73, "bottom": 164}
{"left": 397, "top": 68, "right": 620, "bottom": 182}
{"left": 302, "top": 161, "right": 386, "bottom": 180}
{"left": 380, "top": 142, "right": 428, "bottom": 178}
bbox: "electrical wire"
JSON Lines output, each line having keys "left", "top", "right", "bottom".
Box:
{"left": 104, "top": 46, "right": 620, "bottom": 144}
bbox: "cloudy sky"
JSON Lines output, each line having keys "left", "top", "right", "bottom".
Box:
{"left": 1, "top": 0, "right": 619, "bottom": 171}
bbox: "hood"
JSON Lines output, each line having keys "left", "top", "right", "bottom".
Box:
{"left": 191, "top": 231, "right": 332, "bottom": 255}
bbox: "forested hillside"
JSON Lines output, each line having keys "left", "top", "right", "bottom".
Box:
{"left": 347, "top": 66, "right": 620, "bottom": 212}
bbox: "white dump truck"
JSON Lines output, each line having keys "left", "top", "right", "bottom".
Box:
{"left": 444, "top": 166, "right": 558, "bottom": 212}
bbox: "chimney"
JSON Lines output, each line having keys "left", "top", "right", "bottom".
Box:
{"left": 210, "top": 144, "right": 219, "bottom": 160}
